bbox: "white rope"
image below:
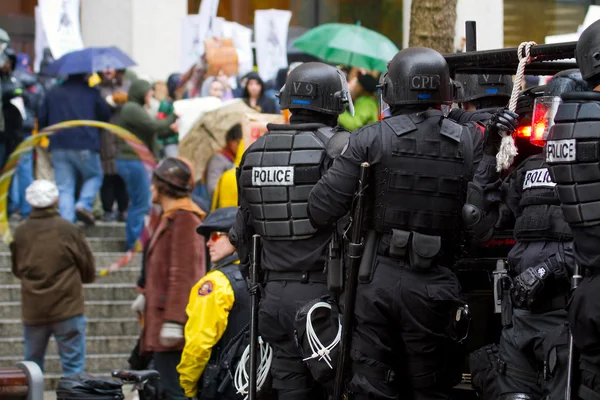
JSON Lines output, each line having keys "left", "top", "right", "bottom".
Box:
{"left": 301, "top": 301, "right": 342, "bottom": 369}
{"left": 496, "top": 41, "right": 537, "bottom": 171}
{"left": 234, "top": 336, "right": 273, "bottom": 400}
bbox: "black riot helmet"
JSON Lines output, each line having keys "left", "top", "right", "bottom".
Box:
{"left": 278, "top": 62, "right": 353, "bottom": 116}
{"left": 576, "top": 19, "right": 600, "bottom": 85}
{"left": 381, "top": 47, "right": 453, "bottom": 106}
{"left": 454, "top": 73, "right": 513, "bottom": 103}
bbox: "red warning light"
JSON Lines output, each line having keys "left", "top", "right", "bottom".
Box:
{"left": 530, "top": 96, "right": 561, "bottom": 147}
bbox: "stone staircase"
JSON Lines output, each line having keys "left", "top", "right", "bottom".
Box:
{"left": 0, "top": 222, "right": 141, "bottom": 390}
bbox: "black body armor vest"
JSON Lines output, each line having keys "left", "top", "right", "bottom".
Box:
{"left": 545, "top": 96, "right": 600, "bottom": 227}
{"left": 240, "top": 124, "right": 340, "bottom": 240}
{"left": 372, "top": 110, "right": 473, "bottom": 237}
{"left": 199, "top": 263, "right": 251, "bottom": 400}
{"left": 513, "top": 154, "right": 572, "bottom": 242}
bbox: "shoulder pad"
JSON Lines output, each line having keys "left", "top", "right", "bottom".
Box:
{"left": 314, "top": 127, "right": 351, "bottom": 159}
{"left": 440, "top": 118, "right": 463, "bottom": 142}
{"left": 383, "top": 115, "right": 418, "bottom": 137}
{"left": 327, "top": 129, "right": 351, "bottom": 159}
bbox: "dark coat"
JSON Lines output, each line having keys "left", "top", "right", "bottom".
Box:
{"left": 10, "top": 208, "right": 95, "bottom": 324}
{"left": 141, "top": 210, "right": 206, "bottom": 353}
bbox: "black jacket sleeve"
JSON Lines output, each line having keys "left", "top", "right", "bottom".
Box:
{"left": 233, "top": 152, "right": 256, "bottom": 278}
{"left": 308, "top": 124, "right": 381, "bottom": 229}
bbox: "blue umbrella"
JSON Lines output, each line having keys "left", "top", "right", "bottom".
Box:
{"left": 44, "top": 47, "right": 136, "bottom": 76}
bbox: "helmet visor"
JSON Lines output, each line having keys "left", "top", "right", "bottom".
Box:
{"left": 336, "top": 68, "right": 354, "bottom": 116}
{"left": 531, "top": 96, "right": 562, "bottom": 147}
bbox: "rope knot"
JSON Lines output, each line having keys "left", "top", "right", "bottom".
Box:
{"left": 497, "top": 41, "right": 538, "bottom": 172}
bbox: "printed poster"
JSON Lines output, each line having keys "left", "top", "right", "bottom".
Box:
{"left": 39, "top": 0, "right": 84, "bottom": 59}
{"left": 254, "top": 9, "right": 292, "bottom": 82}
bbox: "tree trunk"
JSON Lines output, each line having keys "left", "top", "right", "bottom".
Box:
{"left": 409, "top": 0, "right": 458, "bottom": 53}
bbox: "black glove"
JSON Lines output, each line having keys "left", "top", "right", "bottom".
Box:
{"left": 510, "top": 263, "right": 552, "bottom": 308}
{"left": 484, "top": 109, "right": 519, "bottom": 155}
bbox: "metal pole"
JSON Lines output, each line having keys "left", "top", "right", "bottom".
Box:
{"left": 453, "top": 61, "right": 579, "bottom": 76}
{"left": 444, "top": 41, "right": 577, "bottom": 68}
{"left": 248, "top": 235, "right": 261, "bottom": 400}
{"left": 465, "top": 21, "right": 477, "bottom": 52}
{"left": 565, "top": 264, "right": 582, "bottom": 400}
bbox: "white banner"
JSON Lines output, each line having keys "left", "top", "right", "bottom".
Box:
{"left": 221, "top": 21, "right": 254, "bottom": 76}
{"left": 181, "top": 14, "right": 203, "bottom": 72}
{"left": 39, "top": 0, "right": 84, "bottom": 59}
{"left": 254, "top": 9, "right": 291, "bottom": 82}
{"left": 196, "top": 0, "right": 220, "bottom": 58}
{"left": 34, "top": 6, "right": 50, "bottom": 73}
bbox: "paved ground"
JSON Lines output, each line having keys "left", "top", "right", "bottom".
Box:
{"left": 44, "top": 385, "right": 136, "bottom": 399}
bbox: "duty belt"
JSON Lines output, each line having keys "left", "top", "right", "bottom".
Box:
{"left": 264, "top": 270, "right": 327, "bottom": 284}
{"left": 581, "top": 266, "right": 600, "bottom": 277}
{"left": 513, "top": 292, "right": 569, "bottom": 314}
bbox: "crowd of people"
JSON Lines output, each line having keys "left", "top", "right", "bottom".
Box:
{"left": 9, "top": 18, "right": 600, "bottom": 400}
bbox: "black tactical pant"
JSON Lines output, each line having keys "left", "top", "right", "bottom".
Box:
{"left": 259, "top": 280, "right": 329, "bottom": 400}
{"left": 348, "top": 256, "right": 464, "bottom": 400}
{"left": 498, "top": 308, "right": 569, "bottom": 400}
{"left": 568, "top": 275, "right": 600, "bottom": 400}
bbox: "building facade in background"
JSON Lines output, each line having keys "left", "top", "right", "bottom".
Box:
{"left": 1, "top": 0, "right": 599, "bottom": 77}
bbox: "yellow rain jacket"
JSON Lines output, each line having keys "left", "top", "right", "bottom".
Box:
{"left": 177, "top": 262, "right": 237, "bottom": 397}
{"left": 210, "top": 139, "right": 245, "bottom": 211}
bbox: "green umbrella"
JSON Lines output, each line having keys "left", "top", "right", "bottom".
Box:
{"left": 292, "top": 22, "right": 399, "bottom": 72}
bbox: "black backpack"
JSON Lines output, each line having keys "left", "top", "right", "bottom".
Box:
{"left": 56, "top": 373, "right": 124, "bottom": 400}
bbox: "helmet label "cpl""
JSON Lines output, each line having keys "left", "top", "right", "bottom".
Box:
{"left": 409, "top": 75, "right": 440, "bottom": 91}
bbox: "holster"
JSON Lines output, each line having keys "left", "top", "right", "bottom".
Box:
{"left": 358, "top": 230, "right": 377, "bottom": 283}
{"left": 199, "top": 363, "right": 220, "bottom": 399}
{"left": 500, "top": 277, "right": 513, "bottom": 328}
{"left": 327, "top": 227, "right": 344, "bottom": 293}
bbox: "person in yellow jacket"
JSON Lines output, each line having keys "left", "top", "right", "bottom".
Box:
{"left": 177, "top": 206, "right": 250, "bottom": 399}
{"left": 210, "top": 138, "right": 245, "bottom": 211}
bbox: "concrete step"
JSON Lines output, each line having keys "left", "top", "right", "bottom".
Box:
{"left": 9, "top": 221, "right": 126, "bottom": 239}
{"left": 0, "top": 237, "right": 127, "bottom": 253}
{"left": 79, "top": 222, "right": 126, "bottom": 238}
{"left": 0, "top": 283, "right": 137, "bottom": 302}
{"left": 0, "top": 266, "right": 141, "bottom": 285}
{"left": 0, "top": 353, "right": 130, "bottom": 374}
{"left": 0, "top": 318, "right": 140, "bottom": 337}
{"left": 0, "top": 335, "right": 138, "bottom": 357}
{"left": 0, "top": 300, "right": 136, "bottom": 319}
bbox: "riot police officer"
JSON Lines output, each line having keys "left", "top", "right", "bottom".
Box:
{"left": 307, "top": 46, "right": 518, "bottom": 400}
{"left": 449, "top": 73, "right": 513, "bottom": 124}
{"left": 233, "top": 62, "right": 352, "bottom": 400}
{"left": 482, "top": 70, "right": 587, "bottom": 400}
{"left": 545, "top": 19, "right": 600, "bottom": 399}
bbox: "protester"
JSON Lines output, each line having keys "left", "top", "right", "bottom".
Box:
{"left": 117, "top": 78, "right": 178, "bottom": 251}
{"left": 232, "top": 73, "right": 249, "bottom": 98}
{"left": 156, "top": 73, "right": 181, "bottom": 158}
{"left": 10, "top": 180, "right": 95, "bottom": 375}
{"left": 136, "top": 157, "right": 206, "bottom": 400}
{"left": 200, "top": 72, "right": 234, "bottom": 101}
{"left": 98, "top": 69, "right": 130, "bottom": 222}
{"left": 204, "top": 123, "right": 242, "bottom": 201}
{"left": 9, "top": 51, "right": 43, "bottom": 220}
{"left": 0, "top": 47, "right": 24, "bottom": 169}
{"left": 178, "top": 206, "right": 249, "bottom": 399}
{"left": 210, "top": 138, "right": 244, "bottom": 211}
{"left": 38, "top": 73, "right": 110, "bottom": 225}
{"left": 338, "top": 70, "right": 379, "bottom": 131}
{"left": 242, "top": 72, "right": 280, "bottom": 114}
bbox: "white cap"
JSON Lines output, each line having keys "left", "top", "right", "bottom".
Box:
{"left": 25, "top": 180, "right": 59, "bottom": 208}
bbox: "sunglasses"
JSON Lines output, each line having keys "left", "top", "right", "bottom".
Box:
{"left": 210, "top": 231, "right": 228, "bottom": 242}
